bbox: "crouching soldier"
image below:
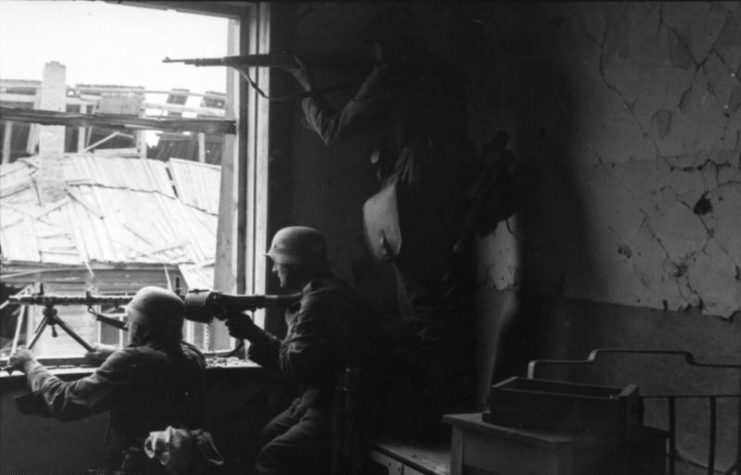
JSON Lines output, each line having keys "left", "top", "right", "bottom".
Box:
{"left": 8, "top": 286, "right": 208, "bottom": 474}
{"left": 225, "top": 226, "right": 390, "bottom": 475}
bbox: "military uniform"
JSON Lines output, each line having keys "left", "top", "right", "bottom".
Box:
{"left": 243, "top": 273, "right": 387, "bottom": 475}
{"left": 301, "top": 53, "right": 478, "bottom": 437}
{"left": 16, "top": 342, "right": 206, "bottom": 474}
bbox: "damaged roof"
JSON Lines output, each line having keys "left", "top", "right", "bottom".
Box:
{"left": 0, "top": 154, "right": 219, "bottom": 275}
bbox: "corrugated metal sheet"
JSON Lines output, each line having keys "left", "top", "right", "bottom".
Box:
{"left": 168, "top": 158, "right": 220, "bottom": 214}
{"left": 0, "top": 154, "right": 218, "bottom": 271}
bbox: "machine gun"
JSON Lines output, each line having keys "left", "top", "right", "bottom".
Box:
{"left": 183, "top": 289, "right": 301, "bottom": 324}
{"left": 7, "top": 290, "right": 133, "bottom": 353}
{"left": 1, "top": 289, "right": 133, "bottom": 374}
{"left": 2, "top": 287, "right": 301, "bottom": 373}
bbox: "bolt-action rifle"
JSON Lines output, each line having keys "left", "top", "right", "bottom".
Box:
{"left": 164, "top": 52, "right": 371, "bottom": 100}
{"left": 163, "top": 52, "right": 371, "bottom": 71}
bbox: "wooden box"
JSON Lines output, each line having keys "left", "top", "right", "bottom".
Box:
{"left": 483, "top": 377, "right": 642, "bottom": 435}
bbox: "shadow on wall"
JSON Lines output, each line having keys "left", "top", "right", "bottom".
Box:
{"left": 479, "top": 4, "right": 605, "bottom": 381}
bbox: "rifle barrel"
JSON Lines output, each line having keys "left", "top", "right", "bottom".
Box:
{"left": 163, "top": 53, "right": 369, "bottom": 70}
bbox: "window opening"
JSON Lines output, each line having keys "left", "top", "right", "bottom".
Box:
{"left": 0, "top": 2, "right": 264, "bottom": 364}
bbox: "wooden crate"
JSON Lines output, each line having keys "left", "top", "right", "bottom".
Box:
{"left": 483, "top": 377, "right": 642, "bottom": 435}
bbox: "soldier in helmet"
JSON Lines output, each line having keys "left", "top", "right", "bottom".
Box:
{"left": 8, "top": 286, "right": 206, "bottom": 474}
{"left": 225, "top": 226, "right": 389, "bottom": 475}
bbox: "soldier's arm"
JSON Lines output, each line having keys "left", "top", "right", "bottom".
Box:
{"left": 301, "top": 64, "right": 393, "bottom": 145}
{"left": 278, "top": 297, "right": 337, "bottom": 386}
{"left": 19, "top": 349, "right": 136, "bottom": 421}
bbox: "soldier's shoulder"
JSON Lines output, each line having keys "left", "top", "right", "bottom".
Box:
{"left": 302, "top": 276, "right": 349, "bottom": 298}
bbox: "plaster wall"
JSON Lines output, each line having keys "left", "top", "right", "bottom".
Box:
{"left": 467, "top": 2, "right": 741, "bottom": 318}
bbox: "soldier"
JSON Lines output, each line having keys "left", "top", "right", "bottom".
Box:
{"left": 225, "top": 226, "right": 389, "bottom": 475}
{"left": 8, "top": 286, "right": 207, "bottom": 474}
{"left": 289, "top": 6, "right": 479, "bottom": 438}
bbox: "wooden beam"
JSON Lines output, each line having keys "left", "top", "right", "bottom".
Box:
{"left": 2, "top": 120, "right": 12, "bottom": 164}
{"left": 77, "top": 126, "right": 86, "bottom": 152}
{"left": 141, "top": 101, "right": 225, "bottom": 117}
{"left": 136, "top": 131, "right": 147, "bottom": 159}
{"left": 0, "top": 106, "right": 235, "bottom": 134}
{"left": 111, "top": 1, "right": 249, "bottom": 18}
{"left": 198, "top": 132, "right": 206, "bottom": 162}
{"left": 71, "top": 86, "right": 224, "bottom": 100}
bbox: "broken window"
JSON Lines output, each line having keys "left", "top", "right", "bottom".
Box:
{"left": 0, "top": 2, "right": 270, "bottom": 364}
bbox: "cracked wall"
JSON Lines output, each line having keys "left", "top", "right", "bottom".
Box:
{"left": 471, "top": 2, "right": 741, "bottom": 319}
{"left": 286, "top": 3, "right": 741, "bottom": 470}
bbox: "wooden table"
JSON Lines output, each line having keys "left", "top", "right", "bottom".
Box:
{"left": 442, "top": 414, "right": 665, "bottom": 475}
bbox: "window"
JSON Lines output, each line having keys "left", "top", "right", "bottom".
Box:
{"left": 0, "top": 2, "right": 271, "bottom": 364}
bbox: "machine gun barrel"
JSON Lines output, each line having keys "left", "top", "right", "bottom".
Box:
{"left": 9, "top": 292, "right": 132, "bottom": 307}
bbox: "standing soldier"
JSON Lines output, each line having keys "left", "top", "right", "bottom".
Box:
{"left": 289, "top": 6, "right": 478, "bottom": 438}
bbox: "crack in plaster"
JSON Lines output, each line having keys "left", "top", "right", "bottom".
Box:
{"left": 656, "top": 3, "right": 664, "bottom": 34}
{"left": 656, "top": 181, "right": 740, "bottom": 314}
{"left": 569, "top": 9, "right": 601, "bottom": 48}
{"left": 667, "top": 25, "right": 696, "bottom": 70}
{"left": 597, "top": 150, "right": 740, "bottom": 313}
{"left": 606, "top": 223, "right": 653, "bottom": 291}
{"left": 598, "top": 27, "right": 658, "bottom": 156}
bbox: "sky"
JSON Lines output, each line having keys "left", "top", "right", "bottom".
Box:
{"left": 0, "top": 1, "right": 230, "bottom": 94}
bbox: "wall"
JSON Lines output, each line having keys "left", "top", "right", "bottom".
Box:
{"left": 285, "top": 2, "right": 741, "bottom": 474}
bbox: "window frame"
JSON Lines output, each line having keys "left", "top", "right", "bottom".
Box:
{"left": 0, "top": 1, "right": 272, "bottom": 366}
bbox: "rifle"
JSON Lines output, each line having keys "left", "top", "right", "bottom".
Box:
{"left": 163, "top": 52, "right": 372, "bottom": 71}
{"left": 164, "top": 53, "right": 371, "bottom": 101}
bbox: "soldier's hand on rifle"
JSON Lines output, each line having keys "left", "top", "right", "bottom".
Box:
{"left": 8, "top": 347, "right": 40, "bottom": 374}
{"left": 222, "top": 56, "right": 257, "bottom": 84}
{"left": 224, "top": 312, "right": 258, "bottom": 341}
{"left": 286, "top": 55, "right": 316, "bottom": 92}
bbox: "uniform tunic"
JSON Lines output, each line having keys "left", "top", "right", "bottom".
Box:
{"left": 244, "top": 274, "right": 387, "bottom": 475}
{"left": 301, "top": 53, "right": 476, "bottom": 322}
{"left": 301, "top": 53, "right": 478, "bottom": 436}
{"left": 16, "top": 342, "right": 206, "bottom": 473}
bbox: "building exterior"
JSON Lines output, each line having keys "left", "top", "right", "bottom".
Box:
{"left": 0, "top": 153, "right": 221, "bottom": 356}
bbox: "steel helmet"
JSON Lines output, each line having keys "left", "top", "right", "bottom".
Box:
{"left": 266, "top": 226, "right": 328, "bottom": 265}
{"left": 126, "top": 286, "right": 184, "bottom": 332}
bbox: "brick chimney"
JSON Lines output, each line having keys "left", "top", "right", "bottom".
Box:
{"left": 37, "top": 61, "right": 66, "bottom": 203}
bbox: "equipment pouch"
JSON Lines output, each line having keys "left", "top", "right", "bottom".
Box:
{"left": 362, "top": 180, "right": 403, "bottom": 262}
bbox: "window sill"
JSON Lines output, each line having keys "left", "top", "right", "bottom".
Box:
{"left": 0, "top": 357, "right": 265, "bottom": 381}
